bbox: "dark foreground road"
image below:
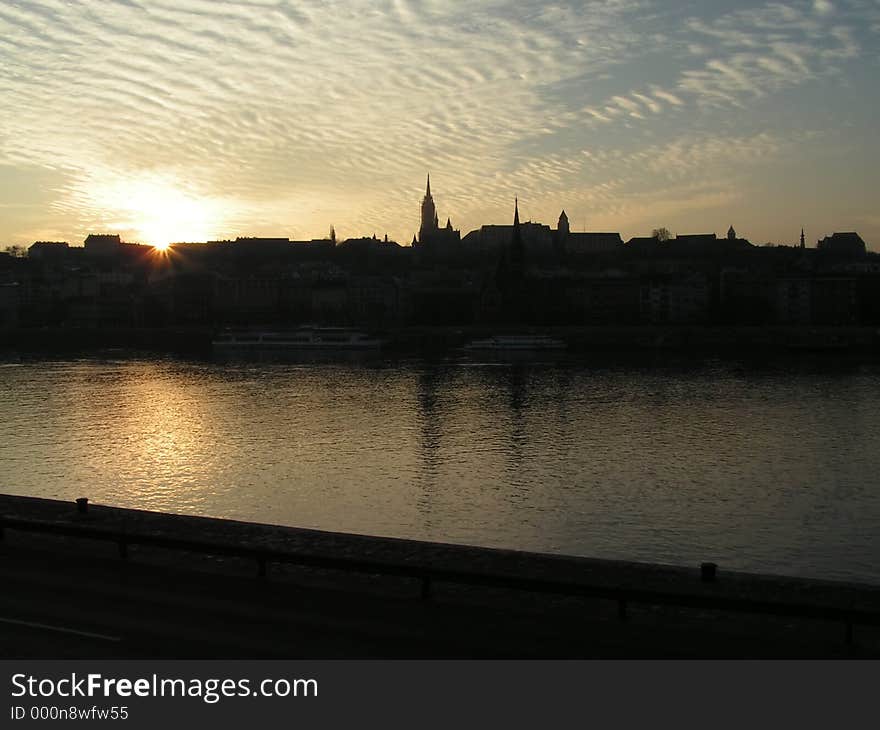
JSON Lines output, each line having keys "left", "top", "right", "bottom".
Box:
{"left": 1, "top": 531, "right": 877, "bottom": 659}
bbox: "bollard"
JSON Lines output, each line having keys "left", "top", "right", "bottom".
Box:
{"left": 75, "top": 497, "right": 89, "bottom": 514}
{"left": 701, "top": 562, "right": 717, "bottom": 583}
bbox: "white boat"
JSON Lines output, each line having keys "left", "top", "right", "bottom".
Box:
{"left": 463, "top": 335, "right": 567, "bottom": 352}
{"left": 213, "top": 327, "right": 384, "bottom": 350}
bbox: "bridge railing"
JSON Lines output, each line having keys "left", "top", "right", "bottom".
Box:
{"left": 1, "top": 512, "right": 877, "bottom": 647}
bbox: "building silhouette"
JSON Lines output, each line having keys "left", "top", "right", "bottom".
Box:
{"left": 420, "top": 174, "right": 437, "bottom": 241}
{"left": 414, "top": 175, "right": 460, "bottom": 255}
{"left": 2, "top": 174, "right": 877, "bottom": 332}
{"left": 84, "top": 234, "right": 122, "bottom": 257}
{"left": 28, "top": 241, "right": 69, "bottom": 263}
{"left": 817, "top": 232, "right": 866, "bottom": 257}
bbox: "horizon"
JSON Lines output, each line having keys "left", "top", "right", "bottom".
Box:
{"left": 1, "top": 0, "right": 879, "bottom": 249}
{"left": 10, "top": 217, "right": 874, "bottom": 250}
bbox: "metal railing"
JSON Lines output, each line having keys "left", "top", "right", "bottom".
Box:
{"left": 1, "top": 511, "right": 878, "bottom": 647}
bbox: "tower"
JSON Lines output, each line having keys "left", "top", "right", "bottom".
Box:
{"left": 416, "top": 175, "right": 460, "bottom": 251}
{"left": 495, "top": 198, "right": 527, "bottom": 322}
{"left": 558, "top": 210, "right": 570, "bottom": 236}
{"left": 511, "top": 197, "right": 524, "bottom": 270}
{"left": 419, "top": 174, "right": 437, "bottom": 240}
{"left": 800, "top": 228, "right": 805, "bottom": 249}
{"left": 727, "top": 225, "right": 736, "bottom": 241}
{"left": 498, "top": 198, "right": 525, "bottom": 277}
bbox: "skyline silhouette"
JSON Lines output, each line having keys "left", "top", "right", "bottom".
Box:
{"left": 1, "top": 178, "right": 877, "bottom": 335}
{"left": 2, "top": 174, "right": 874, "bottom": 253}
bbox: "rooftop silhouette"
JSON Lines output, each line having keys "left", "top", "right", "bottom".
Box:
{"left": 0, "top": 178, "right": 877, "bottom": 333}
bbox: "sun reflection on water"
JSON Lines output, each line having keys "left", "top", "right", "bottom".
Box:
{"left": 3, "top": 357, "right": 880, "bottom": 584}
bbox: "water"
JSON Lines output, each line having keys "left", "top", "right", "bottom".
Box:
{"left": 2, "top": 352, "right": 879, "bottom": 584}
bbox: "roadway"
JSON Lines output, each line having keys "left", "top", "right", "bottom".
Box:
{"left": 1, "top": 532, "right": 875, "bottom": 658}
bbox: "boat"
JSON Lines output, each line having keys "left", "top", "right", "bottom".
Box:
{"left": 463, "top": 335, "right": 567, "bottom": 352}
{"left": 212, "top": 327, "right": 384, "bottom": 350}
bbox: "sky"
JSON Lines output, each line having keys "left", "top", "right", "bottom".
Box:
{"left": 0, "top": 0, "right": 878, "bottom": 249}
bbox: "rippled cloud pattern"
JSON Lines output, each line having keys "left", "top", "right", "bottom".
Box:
{"left": 1, "top": 0, "right": 878, "bottom": 246}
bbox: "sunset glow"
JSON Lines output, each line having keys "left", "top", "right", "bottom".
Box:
{"left": 89, "top": 177, "right": 221, "bottom": 248}
{"left": 1, "top": 1, "right": 878, "bottom": 247}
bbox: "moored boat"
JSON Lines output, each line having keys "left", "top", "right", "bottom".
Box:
{"left": 463, "top": 335, "right": 567, "bottom": 352}
{"left": 212, "top": 327, "right": 384, "bottom": 350}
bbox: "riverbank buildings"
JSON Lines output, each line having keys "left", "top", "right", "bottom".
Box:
{"left": 2, "top": 175, "right": 877, "bottom": 331}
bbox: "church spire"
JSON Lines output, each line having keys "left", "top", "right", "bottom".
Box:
{"left": 420, "top": 173, "right": 438, "bottom": 239}
{"left": 499, "top": 197, "right": 525, "bottom": 287}
{"left": 511, "top": 198, "right": 524, "bottom": 262}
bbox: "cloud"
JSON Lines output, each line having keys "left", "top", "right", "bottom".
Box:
{"left": 651, "top": 89, "right": 683, "bottom": 106}
{"left": 467, "top": 129, "right": 807, "bottom": 240}
{"left": 0, "top": 0, "right": 875, "bottom": 245}
{"left": 671, "top": 2, "right": 863, "bottom": 107}
{"left": 0, "top": 0, "right": 662, "bottom": 242}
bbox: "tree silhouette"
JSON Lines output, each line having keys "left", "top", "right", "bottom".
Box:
{"left": 651, "top": 227, "right": 671, "bottom": 242}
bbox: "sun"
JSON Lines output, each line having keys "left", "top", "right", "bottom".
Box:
{"left": 86, "top": 175, "right": 220, "bottom": 248}
{"left": 132, "top": 184, "right": 218, "bottom": 248}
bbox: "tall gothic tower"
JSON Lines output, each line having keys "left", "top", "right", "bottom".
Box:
{"left": 495, "top": 198, "right": 527, "bottom": 322}
{"left": 510, "top": 198, "right": 525, "bottom": 273}
{"left": 419, "top": 174, "right": 438, "bottom": 241}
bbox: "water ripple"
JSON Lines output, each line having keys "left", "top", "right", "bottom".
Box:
{"left": 2, "top": 354, "right": 880, "bottom": 584}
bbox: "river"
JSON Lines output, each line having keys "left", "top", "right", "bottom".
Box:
{"left": 2, "top": 351, "right": 879, "bottom": 584}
